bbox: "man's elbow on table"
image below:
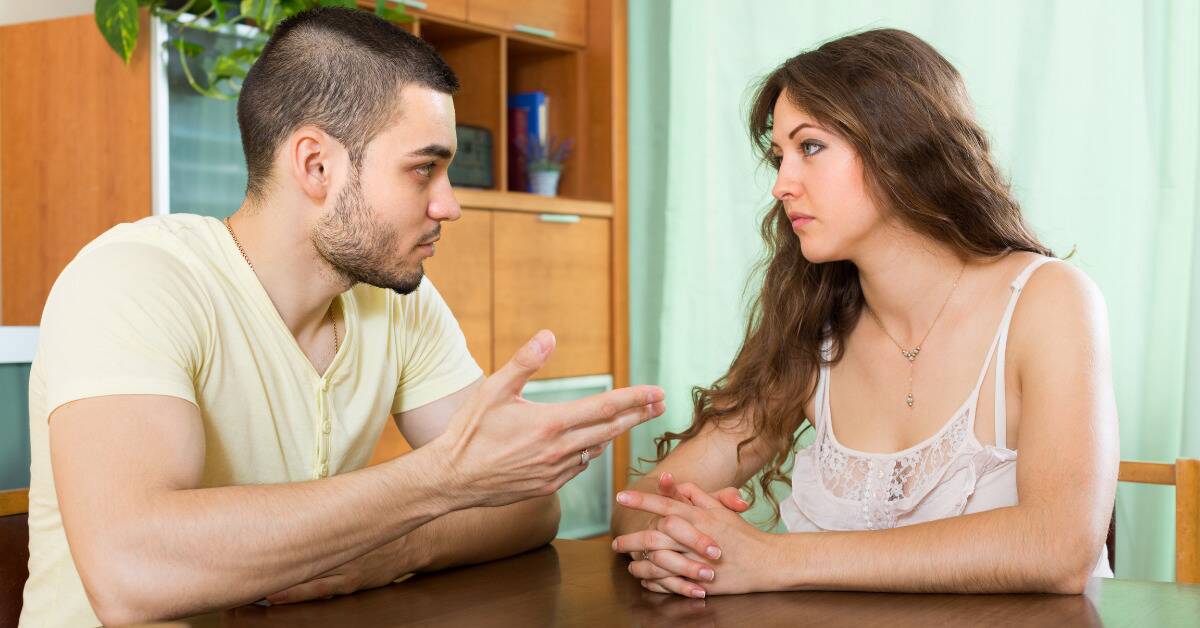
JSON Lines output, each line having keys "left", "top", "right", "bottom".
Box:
{"left": 83, "top": 563, "right": 173, "bottom": 627}
{"left": 532, "top": 494, "right": 562, "bottom": 547}
{"left": 75, "top": 528, "right": 194, "bottom": 625}
{"left": 90, "top": 597, "right": 160, "bottom": 628}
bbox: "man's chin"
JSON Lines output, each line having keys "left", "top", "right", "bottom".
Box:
{"left": 335, "top": 259, "right": 425, "bottom": 295}
{"left": 388, "top": 278, "right": 423, "bottom": 295}
{"left": 375, "top": 268, "right": 425, "bottom": 295}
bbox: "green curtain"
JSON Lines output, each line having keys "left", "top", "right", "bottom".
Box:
{"left": 628, "top": 0, "right": 1200, "bottom": 582}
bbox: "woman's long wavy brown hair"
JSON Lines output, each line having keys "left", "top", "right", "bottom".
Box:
{"left": 650, "top": 29, "right": 1053, "bottom": 524}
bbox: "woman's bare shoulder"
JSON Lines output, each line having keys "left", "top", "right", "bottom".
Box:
{"left": 1007, "top": 254, "right": 1109, "bottom": 362}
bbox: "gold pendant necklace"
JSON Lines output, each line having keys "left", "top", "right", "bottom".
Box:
{"left": 224, "top": 215, "right": 339, "bottom": 362}
{"left": 865, "top": 262, "right": 966, "bottom": 410}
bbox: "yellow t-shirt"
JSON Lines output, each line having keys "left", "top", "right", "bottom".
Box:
{"left": 20, "top": 213, "right": 482, "bottom": 627}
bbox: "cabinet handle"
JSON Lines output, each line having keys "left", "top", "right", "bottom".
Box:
{"left": 400, "top": 0, "right": 428, "bottom": 9}
{"left": 515, "top": 24, "right": 556, "bottom": 39}
{"left": 538, "top": 213, "right": 581, "bottom": 224}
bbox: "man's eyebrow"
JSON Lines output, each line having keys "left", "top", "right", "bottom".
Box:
{"left": 407, "top": 144, "right": 453, "bottom": 159}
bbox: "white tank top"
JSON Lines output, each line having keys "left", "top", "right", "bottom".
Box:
{"left": 780, "top": 257, "right": 1112, "bottom": 577}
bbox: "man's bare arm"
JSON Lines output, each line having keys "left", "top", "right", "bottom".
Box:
{"left": 265, "top": 381, "right": 563, "bottom": 604}
{"left": 51, "top": 394, "right": 462, "bottom": 624}
{"left": 394, "top": 379, "right": 562, "bottom": 572}
{"left": 393, "top": 380, "right": 563, "bottom": 572}
{"left": 53, "top": 332, "right": 664, "bottom": 624}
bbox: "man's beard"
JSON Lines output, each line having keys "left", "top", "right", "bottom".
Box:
{"left": 312, "top": 174, "right": 429, "bottom": 295}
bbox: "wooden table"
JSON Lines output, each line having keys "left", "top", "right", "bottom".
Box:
{"left": 181, "top": 538, "right": 1200, "bottom": 627}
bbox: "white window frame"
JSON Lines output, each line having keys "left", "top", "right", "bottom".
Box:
{"left": 0, "top": 326, "right": 37, "bottom": 364}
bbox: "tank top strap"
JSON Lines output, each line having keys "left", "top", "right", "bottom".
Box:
{"left": 992, "top": 256, "right": 1058, "bottom": 450}
{"left": 812, "top": 336, "right": 834, "bottom": 433}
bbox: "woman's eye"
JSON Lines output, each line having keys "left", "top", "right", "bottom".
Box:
{"left": 801, "top": 141, "right": 824, "bottom": 157}
{"left": 768, "top": 152, "right": 783, "bottom": 168}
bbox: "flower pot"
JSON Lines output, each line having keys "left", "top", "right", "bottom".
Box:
{"left": 529, "top": 170, "right": 561, "bottom": 196}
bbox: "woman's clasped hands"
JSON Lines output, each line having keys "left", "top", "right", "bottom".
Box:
{"left": 611, "top": 472, "right": 776, "bottom": 598}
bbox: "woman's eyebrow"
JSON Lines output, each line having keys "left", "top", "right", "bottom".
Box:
{"left": 788, "top": 122, "right": 824, "bottom": 140}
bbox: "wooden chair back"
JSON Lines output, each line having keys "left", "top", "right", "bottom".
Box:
{"left": 1116, "top": 459, "right": 1199, "bottom": 583}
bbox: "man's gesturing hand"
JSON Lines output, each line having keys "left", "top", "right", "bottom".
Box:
{"left": 434, "top": 330, "right": 666, "bottom": 508}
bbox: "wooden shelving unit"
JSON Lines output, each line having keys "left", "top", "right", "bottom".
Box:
{"left": 363, "top": 0, "right": 611, "bottom": 204}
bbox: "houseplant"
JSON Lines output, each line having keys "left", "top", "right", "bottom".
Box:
{"left": 94, "top": 0, "right": 410, "bottom": 99}
{"left": 524, "top": 134, "right": 573, "bottom": 197}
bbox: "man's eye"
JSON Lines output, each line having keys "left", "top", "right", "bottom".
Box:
{"left": 416, "top": 163, "right": 435, "bottom": 178}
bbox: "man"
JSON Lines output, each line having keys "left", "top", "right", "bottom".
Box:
{"left": 19, "top": 8, "right": 664, "bottom": 626}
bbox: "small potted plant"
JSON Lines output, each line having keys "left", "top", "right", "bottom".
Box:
{"left": 525, "top": 134, "right": 573, "bottom": 196}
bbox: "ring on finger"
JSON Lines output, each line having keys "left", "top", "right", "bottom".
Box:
{"left": 641, "top": 550, "right": 652, "bottom": 561}
{"left": 579, "top": 449, "right": 591, "bottom": 465}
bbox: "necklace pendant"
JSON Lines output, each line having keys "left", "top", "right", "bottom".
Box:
{"left": 901, "top": 347, "right": 920, "bottom": 362}
{"left": 905, "top": 393, "right": 914, "bottom": 408}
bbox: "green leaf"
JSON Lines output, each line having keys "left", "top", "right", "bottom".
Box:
{"left": 95, "top": 0, "right": 140, "bottom": 64}
{"left": 318, "top": 0, "right": 357, "bottom": 8}
{"left": 210, "top": 55, "right": 249, "bottom": 81}
{"left": 374, "top": 1, "right": 411, "bottom": 23}
{"left": 240, "top": 0, "right": 267, "bottom": 22}
{"left": 263, "top": 1, "right": 285, "bottom": 32}
{"left": 228, "top": 46, "right": 259, "bottom": 63}
{"left": 211, "top": 0, "right": 230, "bottom": 21}
{"left": 173, "top": 38, "right": 205, "bottom": 57}
{"left": 280, "top": 0, "right": 316, "bottom": 16}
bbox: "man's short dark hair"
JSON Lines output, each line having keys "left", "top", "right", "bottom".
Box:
{"left": 237, "top": 7, "right": 459, "bottom": 200}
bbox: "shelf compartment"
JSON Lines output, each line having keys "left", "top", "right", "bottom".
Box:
{"left": 420, "top": 20, "right": 504, "bottom": 191}
{"left": 506, "top": 37, "right": 583, "bottom": 199}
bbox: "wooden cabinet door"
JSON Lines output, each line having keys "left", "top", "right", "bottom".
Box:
{"left": 402, "top": 0, "right": 467, "bottom": 21}
{"left": 424, "top": 208, "right": 493, "bottom": 372}
{"left": 468, "top": 0, "right": 586, "bottom": 46}
{"left": 493, "top": 212, "right": 610, "bottom": 379}
{"left": 370, "top": 208, "right": 492, "bottom": 465}
{"left": 1, "top": 14, "right": 152, "bottom": 325}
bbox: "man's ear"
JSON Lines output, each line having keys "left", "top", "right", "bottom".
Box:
{"left": 285, "top": 125, "right": 341, "bottom": 203}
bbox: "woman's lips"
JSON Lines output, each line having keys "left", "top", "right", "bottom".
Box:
{"left": 790, "top": 215, "right": 814, "bottom": 229}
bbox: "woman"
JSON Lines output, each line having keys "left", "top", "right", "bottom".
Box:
{"left": 611, "top": 28, "right": 1118, "bottom": 598}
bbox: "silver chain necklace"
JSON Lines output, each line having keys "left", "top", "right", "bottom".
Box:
{"left": 864, "top": 262, "right": 966, "bottom": 410}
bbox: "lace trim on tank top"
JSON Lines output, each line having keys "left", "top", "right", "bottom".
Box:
{"left": 816, "top": 404, "right": 973, "bottom": 529}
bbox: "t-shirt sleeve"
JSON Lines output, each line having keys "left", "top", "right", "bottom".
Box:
{"left": 38, "top": 242, "right": 208, "bottom": 417}
{"left": 390, "top": 278, "right": 483, "bottom": 414}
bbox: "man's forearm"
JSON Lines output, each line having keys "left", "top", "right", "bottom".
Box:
{"left": 405, "top": 495, "right": 560, "bottom": 573}
{"left": 260, "top": 492, "right": 561, "bottom": 605}
{"left": 86, "top": 442, "right": 471, "bottom": 624}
